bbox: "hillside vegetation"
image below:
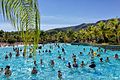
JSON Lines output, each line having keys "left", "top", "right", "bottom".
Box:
{"left": 0, "top": 18, "right": 120, "bottom": 45}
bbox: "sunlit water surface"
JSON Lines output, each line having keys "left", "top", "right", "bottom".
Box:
{"left": 0, "top": 43, "right": 120, "bottom": 80}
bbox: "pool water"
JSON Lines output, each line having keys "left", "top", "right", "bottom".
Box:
{"left": 0, "top": 43, "right": 120, "bottom": 80}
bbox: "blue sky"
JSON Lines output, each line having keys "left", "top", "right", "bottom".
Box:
{"left": 0, "top": 0, "right": 120, "bottom": 31}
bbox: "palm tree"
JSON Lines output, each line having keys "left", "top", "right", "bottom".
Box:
{"left": 97, "top": 21, "right": 109, "bottom": 43}
{"left": 108, "top": 18, "right": 120, "bottom": 43}
{"left": 0, "top": 0, "right": 40, "bottom": 59}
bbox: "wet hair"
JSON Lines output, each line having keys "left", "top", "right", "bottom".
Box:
{"left": 6, "top": 65, "right": 10, "bottom": 69}
{"left": 58, "top": 70, "right": 61, "bottom": 73}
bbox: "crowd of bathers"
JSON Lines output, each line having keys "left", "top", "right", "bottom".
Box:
{"left": 0, "top": 43, "right": 119, "bottom": 80}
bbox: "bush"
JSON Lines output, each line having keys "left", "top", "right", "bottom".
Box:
{"left": 8, "top": 38, "right": 16, "bottom": 44}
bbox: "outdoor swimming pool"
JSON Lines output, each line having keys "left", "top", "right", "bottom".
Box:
{"left": 0, "top": 43, "right": 120, "bottom": 80}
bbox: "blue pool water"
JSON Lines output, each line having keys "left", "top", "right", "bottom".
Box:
{"left": 0, "top": 43, "right": 120, "bottom": 80}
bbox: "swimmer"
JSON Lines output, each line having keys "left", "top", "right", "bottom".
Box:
{"left": 58, "top": 70, "right": 62, "bottom": 79}
{"left": 23, "top": 52, "right": 25, "bottom": 57}
{"left": 89, "top": 62, "right": 96, "bottom": 69}
{"left": 50, "top": 60, "right": 55, "bottom": 68}
{"left": 0, "top": 68, "right": 3, "bottom": 73}
{"left": 39, "top": 50, "right": 41, "bottom": 54}
{"left": 4, "top": 66, "right": 12, "bottom": 78}
{"left": 9, "top": 52, "right": 12, "bottom": 58}
{"left": 73, "top": 61, "right": 78, "bottom": 68}
{"left": 97, "top": 54, "right": 100, "bottom": 57}
{"left": 49, "top": 50, "right": 51, "bottom": 53}
{"left": 83, "top": 48, "right": 85, "bottom": 52}
{"left": 63, "top": 57, "right": 66, "bottom": 61}
{"left": 62, "top": 48, "right": 65, "bottom": 52}
{"left": 20, "top": 49, "right": 22, "bottom": 52}
{"left": 100, "top": 58, "right": 103, "bottom": 62}
{"left": 5, "top": 54, "right": 8, "bottom": 60}
{"left": 90, "top": 56, "right": 94, "bottom": 62}
{"left": 58, "top": 54, "right": 62, "bottom": 59}
{"left": 23, "top": 49, "right": 26, "bottom": 57}
{"left": 80, "top": 52, "right": 83, "bottom": 55}
{"left": 104, "top": 49, "right": 107, "bottom": 53}
{"left": 29, "top": 53, "right": 32, "bottom": 58}
{"left": 16, "top": 52, "right": 20, "bottom": 57}
{"left": 72, "top": 54, "right": 76, "bottom": 60}
{"left": 45, "top": 49, "right": 48, "bottom": 53}
{"left": 80, "top": 61, "right": 85, "bottom": 67}
{"left": 40, "top": 59, "right": 43, "bottom": 65}
{"left": 105, "top": 57, "right": 109, "bottom": 62}
{"left": 97, "top": 47, "right": 101, "bottom": 52}
{"left": 88, "top": 52, "right": 90, "bottom": 55}
{"left": 67, "top": 62, "right": 71, "bottom": 68}
{"left": 31, "top": 67, "right": 37, "bottom": 74}
{"left": 34, "top": 60, "right": 37, "bottom": 66}
{"left": 115, "top": 54, "right": 119, "bottom": 59}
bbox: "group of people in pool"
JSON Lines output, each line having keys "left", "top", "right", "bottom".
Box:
{"left": 2, "top": 44, "right": 120, "bottom": 79}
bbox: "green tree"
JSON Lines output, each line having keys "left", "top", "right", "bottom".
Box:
{"left": 0, "top": 0, "right": 40, "bottom": 59}
{"left": 97, "top": 21, "right": 109, "bottom": 43}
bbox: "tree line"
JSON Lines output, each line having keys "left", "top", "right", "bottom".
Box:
{"left": 0, "top": 18, "right": 120, "bottom": 45}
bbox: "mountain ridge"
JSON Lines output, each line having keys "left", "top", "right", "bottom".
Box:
{"left": 46, "top": 18, "right": 120, "bottom": 33}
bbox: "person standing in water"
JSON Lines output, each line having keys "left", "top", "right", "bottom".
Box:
{"left": 80, "top": 61, "right": 85, "bottom": 67}
{"left": 114, "top": 54, "right": 119, "bottom": 59}
{"left": 58, "top": 70, "right": 62, "bottom": 80}
{"left": 9, "top": 52, "right": 12, "bottom": 58}
{"left": 67, "top": 62, "right": 71, "bottom": 68}
{"left": 73, "top": 61, "right": 78, "bottom": 68}
{"left": 31, "top": 67, "right": 37, "bottom": 75}
{"left": 50, "top": 60, "right": 55, "bottom": 68}
{"left": 34, "top": 60, "right": 37, "bottom": 66}
{"left": 105, "top": 57, "right": 109, "bottom": 62}
{"left": 4, "top": 66, "right": 12, "bottom": 78}
{"left": 5, "top": 54, "right": 8, "bottom": 60}
{"left": 40, "top": 59, "right": 43, "bottom": 65}
{"left": 100, "top": 58, "right": 103, "bottom": 62}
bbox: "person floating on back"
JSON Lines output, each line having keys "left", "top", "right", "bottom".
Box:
{"left": 89, "top": 62, "right": 96, "bottom": 69}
